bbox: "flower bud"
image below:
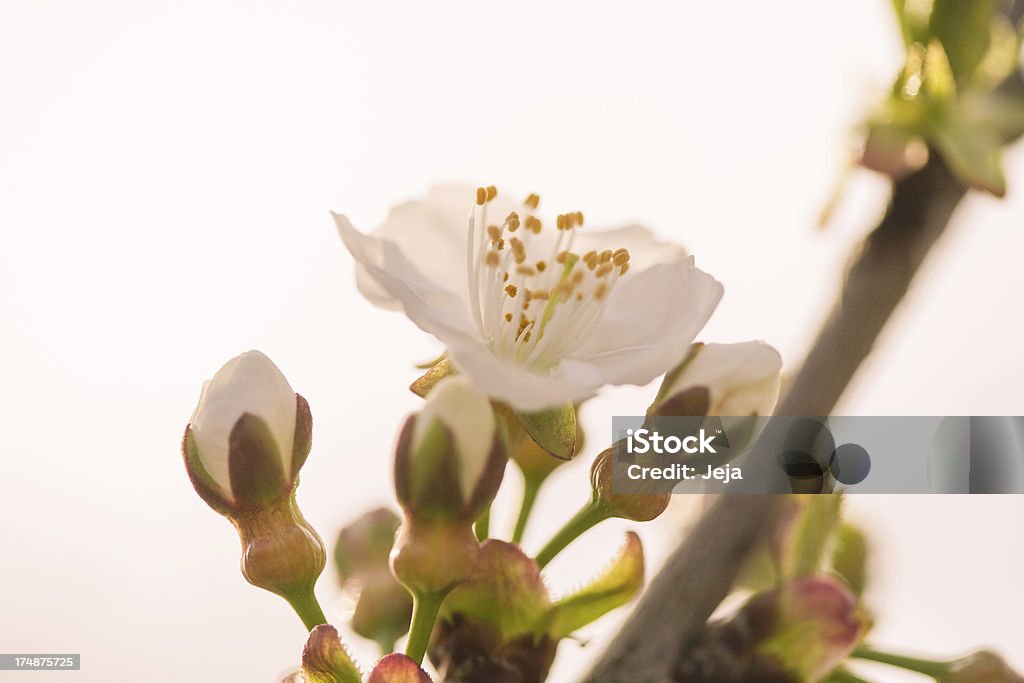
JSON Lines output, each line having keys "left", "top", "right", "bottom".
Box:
{"left": 939, "top": 651, "right": 1024, "bottom": 683}
{"left": 300, "top": 624, "right": 361, "bottom": 683}
{"left": 754, "top": 575, "right": 866, "bottom": 681}
{"left": 590, "top": 440, "right": 673, "bottom": 522}
{"left": 654, "top": 341, "right": 782, "bottom": 418}
{"left": 334, "top": 508, "right": 412, "bottom": 651}
{"left": 182, "top": 351, "right": 325, "bottom": 626}
{"left": 367, "top": 654, "right": 432, "bottom": 683}
{"left": 394, "top": 376, "right": 506, "bottom": 523}
{"left": 183, "top": 350, "right": 311, "bottom": 513}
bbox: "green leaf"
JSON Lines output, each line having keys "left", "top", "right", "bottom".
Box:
{"left": 516, "top": 403, "right": 577, "bottom": 460}
{"left": 546, "top": 532, "right": 644, "bottom": 638}
{"left": 301, "top": 624, "right": 362, "bottom": 683}
{"left": 830, "top": 523, "right": 869, "bottom": 596}
{"left": 442, "top": 539, "right": 552, "bottom": 639}
{"left": 931, "top": 104, "right": 1007, "bottom": 196}
{"left": 928, "top": 0, "right": 997, "bottom": 84}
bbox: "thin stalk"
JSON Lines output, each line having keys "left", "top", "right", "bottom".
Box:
{"left": 405, "top": 590, "right": 446, "bottom": 666}
{"left": 286, "top": 589, "right": 328, "bottom": 632}
{"left": 535, "top": 500, "right": 609, "bottom": 569}
{"left": 512, "top": 475, "right": 543, "bottom": 544}
{"left": 852, "top": 646, "right": 950, "bottom": 678}
{"left": 826, "top": 669, "right": 877, "bottom": 683}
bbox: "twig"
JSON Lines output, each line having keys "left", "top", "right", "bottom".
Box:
{"left": 584, "top": 154, "right": 969, "bottom": 682}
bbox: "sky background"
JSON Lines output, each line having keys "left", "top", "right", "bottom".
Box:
{"left": 1, "top": 1, "right": 1022, "bottom": 681}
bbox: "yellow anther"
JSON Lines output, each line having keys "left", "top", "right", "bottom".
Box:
{"left": 505, "top": 212, "right": 520, "bottom": 232}
{"left": 487, "top": 225, "right": 502, "bottom": 241}
{"left": 485, "top": 185, "right": 497, "bottom": 202}
{"left": 594, "top": 282, "right": 608, "bottom": 299}
{"left": 485, "top": 251, "right": 500, "bottom": 267}
{"left": 535, "top": 260, "right": 547, "bottom": 272}
{"left": 555, "top": 251, "right": 568, "bottom": 264}
{"left": 505, "top": 284, "right": 519, "bottom": 298}
{"left": 620, "top": 263, "right": 630, "bottom": 275}
{"left": 576, "top": 292, "right": 584, "bottom": 301}
{"left": 556, "top": 214, "right": 566, "bottom": 230}
{"left": 575, "top": 211, "right": 584, "bottom": 227}
{"left": 517, "top": 265, "right": 536, "bottom": 276}
{"left": 571, "top": 270, "right": 584, "bottom": 285}
{"left": 524, "top": 193, "right": 540, "bottom": 209}
{"left": 595, "top": 263, "right": 614, "bottom": 278}
{"left": 505, "top": 312, "right": 513, "bottom": 322}
{"left": 599, "top": 250, "right": 613, "bottom": 263}
{"left": 531, "top": 290, "right": 550, "bottom": 300}
{"left": 475, "top": 187, "right": 487, "bottom": 205}
{"left": 503, "top": 272, "right": 510, "bottom": 282}
{"left": 613, "top": 250, "right": 630, "bottom": 266}
{"left": 524, "top": 216, "right": 542, "bottom": 234}
{"left": 497, "top": 239, "right": 505, "bottom": 251}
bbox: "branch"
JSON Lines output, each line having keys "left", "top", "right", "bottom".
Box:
{"left": 584, "top": 154, "right": 969, "bottom": 682}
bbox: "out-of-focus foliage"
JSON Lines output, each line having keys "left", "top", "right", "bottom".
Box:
{"left": 863, "top": 0, "right": 1024, "bottom": 195}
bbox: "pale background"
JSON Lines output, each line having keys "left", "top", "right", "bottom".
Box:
{"left": 1, "top": 1, "right": 1022, "bottom": 681}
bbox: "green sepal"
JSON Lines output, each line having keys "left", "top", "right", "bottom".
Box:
{"left": 301, "top": 624, "right": 362, "bottom": 683}
{"left": 228, "top": 413, "right": 289, "bottom": 511}
{"left": 181, "top": 426, "right": 234, "bottom": 515}
{"left": 830, "top": 523, "right": 869, "bottom": 597}
{"left": 546, "top": 532, "right": 645, "bottom": 639}
{"left": 515, "top": 403, "right": 576, "bottom": 461}
{"left": 291, "top": 393, "right": 313, "bottom": 480}
{"left": 367, "top": 653, "right": 432, "bottom": 683}
{"left": 410, "top": 357, "right": 453, "bottom": 398}
{"left": 442, "top": 539, "right": 551, "bottom": 640}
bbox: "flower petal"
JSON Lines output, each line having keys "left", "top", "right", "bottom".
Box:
{"left": 443, "top": 333, "right": 600, "bottom": 411}
{"left": 333, "top": 211, "right": 481, "bottom": 342}
{"left": 571, "top": 224, "right": 688, "bottom": 273}
{"left": 568, "top": 257, "right": 724, "bottom": 386}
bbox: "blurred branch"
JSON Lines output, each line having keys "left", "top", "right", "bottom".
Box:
{"left": 586, "top": 64, "right": 1024, "bottom": 680}
{"left": 584, "top": 157, "right": 966, "bottom": 683}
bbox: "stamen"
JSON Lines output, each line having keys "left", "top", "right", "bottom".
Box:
{"left": 505, "top": 212, "right": 520, "bottom": 232}
{"left": 535, "top": 260, "right": 547, "bottom": 272}
{"left": 485, "top": 251, "right": 500, "bottom": 267}
{"left": 505, "top": 284, "right": 518, "bottom": 298}
{"left": 487, "top": 225, "right": 502, "bottom": 241}
{"left": 524, "top": 193, "right": 540, "bottom": 209}
{"left": 475, "top": 187, "right": 487, "bottom": 205}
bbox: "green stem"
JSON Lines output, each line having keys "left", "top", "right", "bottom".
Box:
{"left": 405, "top": 590, "right": 445, "bottom": 666}
{"left": 852, "top": 646, "right": 951, "bottom": 678}
{"left": 475, "top": 504, "right": 491, "bottom": 542}
{"left": 286, "top": 588, "right": 328, "bottom": 632}
{"left": 535, "top": 499, "right": 610, "bottom": 569}
{"left": 826, "top": 669, "right": 876, "bottom": 683}
{"left": 512, "top": 475, "right": 544, "bottom": 544}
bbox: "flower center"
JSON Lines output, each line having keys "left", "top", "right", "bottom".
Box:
{"left": 466, "top": 186, "right": 630, "bottom": 370}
